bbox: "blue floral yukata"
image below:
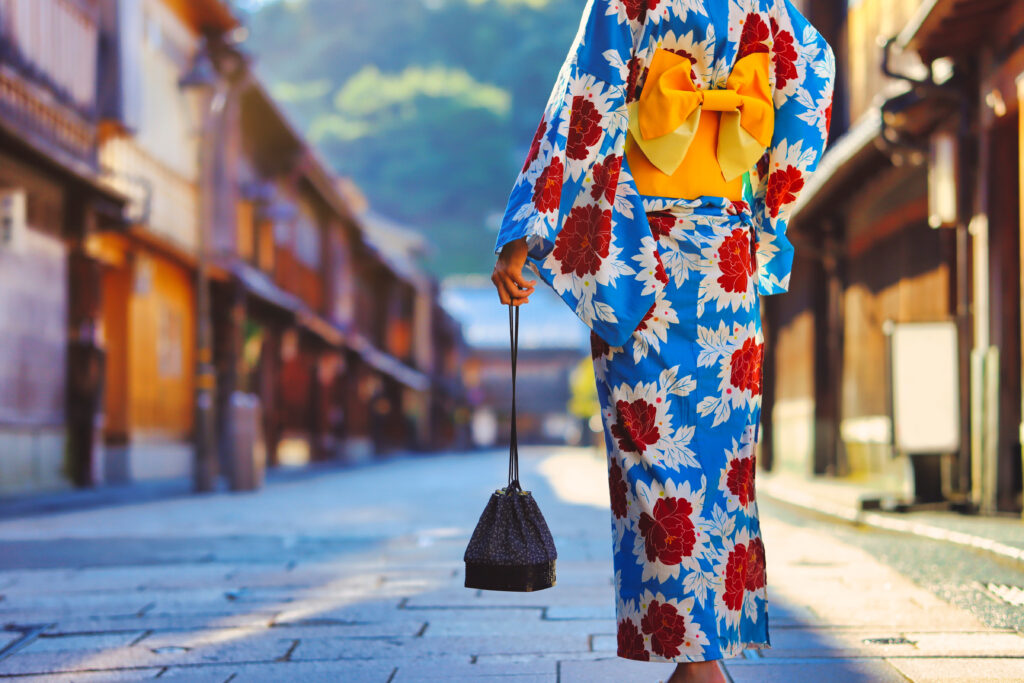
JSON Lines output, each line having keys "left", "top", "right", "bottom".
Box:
{"left": 494, "top": 0, "right": 835, "bottom": 663}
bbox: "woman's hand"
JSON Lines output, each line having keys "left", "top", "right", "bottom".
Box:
{"left": 491, "top": 237, "right": 536, "bottom": 306}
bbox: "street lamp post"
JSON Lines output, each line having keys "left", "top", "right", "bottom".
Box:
{"left": 180, "top": 38, "right": 222, "bottom": 493}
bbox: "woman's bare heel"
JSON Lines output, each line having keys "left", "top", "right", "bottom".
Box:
{"left": 664, "top": 659, "right": 727, "bottom": 683}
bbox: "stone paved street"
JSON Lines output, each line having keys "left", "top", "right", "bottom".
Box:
{"left": 1, "top": 448, "right": 1023, "bottom": 682}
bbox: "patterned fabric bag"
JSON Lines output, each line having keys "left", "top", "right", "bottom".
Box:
{"left": 464, "top": 305, "right": 558, "bottom": 592}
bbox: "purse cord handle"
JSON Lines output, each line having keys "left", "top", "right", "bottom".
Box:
{"left": 507, "top": 302, "right": 521, "bottom": 493}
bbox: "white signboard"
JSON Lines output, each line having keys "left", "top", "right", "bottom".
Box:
{"left": 890, "top": 321, "right": 960, "bottom": 453}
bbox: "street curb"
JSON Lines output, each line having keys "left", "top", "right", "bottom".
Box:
{"left": 757, "top": 479, "right": 1024, "bottom": 569}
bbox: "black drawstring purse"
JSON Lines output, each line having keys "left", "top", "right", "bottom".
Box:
{"left": 464, "top": 303, "right": 557, "bottom": 591}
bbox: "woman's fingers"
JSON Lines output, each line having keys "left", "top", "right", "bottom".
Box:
{"left": 491, "top": 271, "right": 511, "bottom": 304}
{"left": 506, "top": 267, "right": 537, "bottom": 292}
{"left": 492, "top": 265, "right": 534, "bottom": 306}
{"left": 499, "top": 272, "right": 532, "bottom": 301}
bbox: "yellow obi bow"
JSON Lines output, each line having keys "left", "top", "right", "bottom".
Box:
{"left": 627, "top": 49, "right": 774, "bottom": 182}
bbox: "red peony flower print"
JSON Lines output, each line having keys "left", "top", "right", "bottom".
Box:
{"left": 552, "top": 204, "right": 611, "bottom": 277}
{"left": 727, "top": 455, "right": 756, "bottom": 507}
{"left": 646, "top": 249, "right": 669, "bottom": 287}
{"left": 769, "top": 18, "right": 799, "bottom": 91}
{"left": 647, "top": 212, "right": 676, "bottom": 239}
{"left": 609, "top": 458, "right": 629, "bottom": 519}
{"left": 745, "top": 535, "right": 766, "bottom": 591}
{"left": 590, "top": 330, "right": 610, "bottom": 360}
{"left": 618, "top": 619, "right": 649, "bottom": 661}
{"left": 729, "top": 200, "right": 750, "bottom": 215}
{"left": 634, "top": 293, "right": 670, "bottom": 333}
{"left": 716, "top": 227, "right": 755, "bottom": 294}
{"left": 635, "top": 302, "right": 656, "bottom": 333}
{"left": 641, "top": 599, "right": 689, "bottom": 659}
{"left": 626, "top": 55, "right": 645, "bottom": 102}
{"left": 591, "top": 154, "right": 622, "bottom": 204}
{"left": 724, "top": 543, "right": 749, "bottom": 611}
{"left": 522, "top": 118, "right": 546, "bottom": 173}
{"left": 611, "top": 397, "right": 660, "bottom": 453}
{"left": 824, "top": 100, "right": 833, "bottom": 136}
{"left": 766, "top": 164, "right": 804, "bottom": 217}
{"left": 566, "top": 96, "right": 603, "bottom": 161}
{"left": 532, "top": 157, "right": 563, "bottom": 213}
{"left": 730, "top": 337, "right": 763, "bottom": 395}
{"left": 668, "top": 47, "right": 699, "bottom": 82}
{"left": 623, "top": 0, "right": 659, "bottom": 22}
{"left": 737, "top": 13, "right": 771, "bottom": 59}
{"left": 638, "top": 496, "right": 697, "bottom": 565}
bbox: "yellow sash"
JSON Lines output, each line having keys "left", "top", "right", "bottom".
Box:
{"left": 625, "top": 49, "right": 774, "bottom": 199}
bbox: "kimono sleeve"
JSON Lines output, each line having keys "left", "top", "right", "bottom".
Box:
{"left": 747, "top": 0, "right": 836, "bottom": 296}
{"left": 493, "top": 1, "right": 656, "bottom": 348}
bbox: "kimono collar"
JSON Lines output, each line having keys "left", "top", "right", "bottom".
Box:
{"left": 627, "top": 48, "right": 774, "bottom": 182}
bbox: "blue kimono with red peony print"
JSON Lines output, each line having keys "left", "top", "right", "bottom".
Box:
{"left": 494, "top": 0, "right": 835, "bottom": 664}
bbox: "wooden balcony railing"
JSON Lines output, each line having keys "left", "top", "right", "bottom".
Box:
{"left": 0, "top": 0, "right": 99, "bottom": 115}
{"left": 0, "top": 0, "right": 100, "bottom": 169}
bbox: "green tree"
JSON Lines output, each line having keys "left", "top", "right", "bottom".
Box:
{"left": 241, "top": 0, "right": 584, "bottom": 275}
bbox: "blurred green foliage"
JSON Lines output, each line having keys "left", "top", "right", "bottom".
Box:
{"left": 241, "top": 0, "right": 582, "bottom": 275}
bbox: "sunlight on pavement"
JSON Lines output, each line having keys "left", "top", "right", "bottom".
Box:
{"left": 538, "top": 448, "right": 610, "bottom": 509}
{"left": 53, "top": 553, "right": 449, "bottom": 674}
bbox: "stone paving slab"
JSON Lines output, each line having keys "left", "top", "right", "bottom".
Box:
{"left": 404, "top": 584, "right": 615, "bottom": 609}
{"left": 724, "top": 657, "right": 910, "bottom": 682}
{"left": 755, "top": 628, "right": 1024, "bottom": 659}
{"left": 273, "top": 620, "right": 429, "bottom": 639}
{"left": 0, "top": 668, "right": 163, "bottom": 681}
{"left": 0, "top": 593, "right": 156, "bottom": 617}
{"left": 19, "top": 632, "right": 147, "bottom": 654}
{"left": 0, "top": 565, "right": 241, "bottom": 595}
{"left": 2, "top": 611, "right": 280, "bottom": 635}
{"left": 392, "top": 672, "right": 555, "bottom": 682}
{"left": 0, "top": 631, "right": 21, "bottom": 652}
{"left": 155, "top": 660, "right": 397, "bottom": 682}
{"left": 557, "top": 657, "right": 682, "bottom": 682}
{"left": 0, "top": 632, "right": 297, "bottom": 676}
{"left": 474, "top": 650, "right": 611, "bottom": 666}
{"left": 885, "top": 656, "right": 1024, "bottom": 682}
{"left": 424, "top": 615, "right": 613, "bottom": 637}
{"left": 0, "top": 587, "right": 242, "bottom": 610}
{"left": 291, "top": 634, "right": 592, "bottom": 661}
{"left": 543, "top": 605, "right": 614, "bottom": 620}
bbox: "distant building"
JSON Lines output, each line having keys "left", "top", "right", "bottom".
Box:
{"left": 442, "top": 277, "right": 590, "bottom": 448}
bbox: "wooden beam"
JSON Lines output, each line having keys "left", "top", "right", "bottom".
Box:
{"left": 904, "top": 0, "right": 1014, "bottom": 61}
{"left": 164, "top": 0, "right": 238, "bottom": 34}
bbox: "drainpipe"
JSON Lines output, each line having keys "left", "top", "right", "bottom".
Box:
{"left": 1018, "top": 73, "right": 1024, "bottom": 519}
{"left": 960, "top": 62, "right": 996, "bottom": 514}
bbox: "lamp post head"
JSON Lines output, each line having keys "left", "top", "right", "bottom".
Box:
{"left": 179, "top": 39, "right": 218, "bottom": 131}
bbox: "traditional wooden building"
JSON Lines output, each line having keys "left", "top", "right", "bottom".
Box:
{"left": 0, "top": 0, "right": 125, "bottom": 494}
{"left": 83, "top": 0, "right": 238, "bottom": 483}
{"left": 220, "top": 77, "right": 437, "bottom": 468}
{"left": 898, "top": 0, "right": 1023, "bottom": 513}
{"left": 213, "top": 58, "right": 462, "bottom": 469}
{"left": 0, "top": 0, "right": 467, "bottom": 496}
{"left": 762, "top": 0, "right": 1023, "bottom": 515}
